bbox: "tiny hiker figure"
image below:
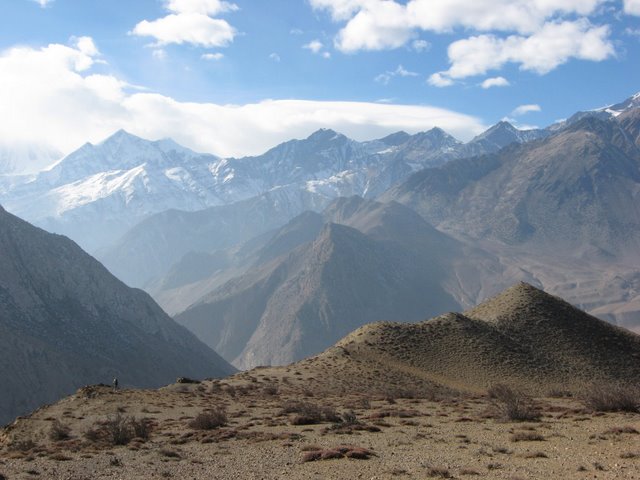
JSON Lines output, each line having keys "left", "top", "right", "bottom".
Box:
{"left": 113, "top": 377, "right": 119, "bottom": 392}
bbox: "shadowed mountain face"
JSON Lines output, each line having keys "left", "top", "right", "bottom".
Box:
{"left": 386, "top": 114, "right": 640, "bottom": 258}
{"left": 303, "top": 282, "right": 640, "bottom": 395}
{"left": 173, "top": 198, "right": 465, "bottom": 369}
{"left": 0, "top": 206, "right": 234, "bottom": 425}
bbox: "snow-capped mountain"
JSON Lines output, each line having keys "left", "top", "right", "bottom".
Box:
{"left": 2, "top": 130, "right": 227, "bottom": 252}
{"left": 549, "top": 91, "right": 640, "bottom": 131}
{"left": 0, "top": 121, "right": 551, "bottom": 254}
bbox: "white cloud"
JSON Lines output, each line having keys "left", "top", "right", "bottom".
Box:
{"left": 624, "top": 0, "right": 640, "bottom": 15}
{"left": 0, "top": 40, "right": 486, "bottom": 160}
{"left": 201, "top": 52, "right": 224, "bottom": 60}
{"left": 132, "top": 13, "right": 236, "bottom": 48}
{"left": 481, "top": 76, "right": 510, "bottom": 88}
{"left": 303, "top": 40, "right": 324, "bottom": 53}
{"left": 375, "top": 65, "right": 418, "bottom": 85}
{"left": 165, "top": 0, "right": 238, "bottom": 15}
{"left": 311, "top": 0, "right": 608, "bottom": 52}
{"left": 269, "top": 52, "right": 281, "bottom": 62}
{"left": 322, "top": 51, "right": 332, "bottom": 59}
{"left": 432, "top": 20, "right": 613, "bottom": 84}
{"left": 72, "top": 36, "right": 99, "bottom": 57}
{"left": 132, "top": 1, "right": 237, "bottom": 48}
{"left": 511, "top": 104, "right": 541, "bottom": 116}
{"left": 428, "top": 72, "right": 455, "bottom": 87}
{"left": 32, "top": 0, "right": 54, "bottom": 7}
{"left": 412, "top": 39, "right": 430, "bottom": 52}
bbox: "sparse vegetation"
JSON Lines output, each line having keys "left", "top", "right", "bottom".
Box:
{"left": 105, "top": 413, "right": 134, "bottom": 446}
{"left": 188, "top": 409, "right": 227, "bottom": 430}
{"left": 582, "top": 384, "right": 640, "bottom": 413}
{"left": 426, "top": 466, "right": 453, "bottom": 478}
{"left": 510, "top": 431, "right": 545, "bottom": 442}
{"left": 488, "top": 384, "right": 541, "bottom": 422}
{"left": 49, "top": 419, "right": 71, "bottom": 441}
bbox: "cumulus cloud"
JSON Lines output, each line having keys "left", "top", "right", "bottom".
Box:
{"left": 269, "top": 52, "right": 281, "bottom": 62}
{"left": 32, "top": 0, "right": 54, "bottom": 7}
{"left": 201, "top": 52, "right": 224, "bottom": 60}
{"left": 0, "top": 40, "right": 486, "bottom": 160}
{"left": 303, "top": 40, "right": 324, "bottom": 53}
{"left": 132, "top": 0, "right": 237, "bottom": 48}
{"left": 375, "top": 65, "right": 418, "bottom": 85}
{"left": 310, "top": 0, "right": 614, "bottom": 79}
{"left": 428, "top": 72, "right": 455, "bottom": 87}
{"left": 511, "top": 104, "right": 541, "bottom": 116}
{"left": 311, "top": 0, "right": 608, "bottom": 51}
{"left": 411, "top": 39, "right": 430, "bottom": 52}
{"left": 481, "top": 76, "right": 510, "bottom": 88}
{"left": 624, "top": 0, "right": 640, "bottom": 15}
{"left": 432, "top": 20, "right": 613, "bottom": 84}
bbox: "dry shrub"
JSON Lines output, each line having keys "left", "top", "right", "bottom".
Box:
{"left": 426, "top": 466, "right": 453, "bottom": 478}
{"left": 263, "top": 384, "right": 279, "bottom": 396}
{"left": 582, "top": 384, "right": 640, "bottom": 413}
{"left": 106, "top": 413, "right": 134, "bottom": 446}
{"left": 281, "top": 401, "right": 338, "bottom": 425}
{"left": 602, "top": 426, "right": 639, "bottom": 435}
{"left": 301, "top": 445, "right": 375, "bottom": 462}
{"left": 8, "top": 439, "right": 37, "bottom": 452}
{"left": 49, "top": 452, "right": 73, "bottom": 461}
{"left": 188, "top": 409, "right": 227, "bottom": 430}
{"left": 159, "top": 448, "right": 181, "bottom": 459}
{"left": 488, "top": 384, "right": 541, "bottom": 422}
{"left": 510, "top": 431, "right": 545, "bottom": 442}
{"left": 130, "top": 417, "right": 153, "bottom": 440}
{"left": 85, "top": 414, "right": 152, "bottom": 446}
{"left": 49, "top": 420, "right": 71, "bottom": 441}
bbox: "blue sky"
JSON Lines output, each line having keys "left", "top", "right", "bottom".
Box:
{"left": 0, "top": 0, "right": 639, "bottom": 158}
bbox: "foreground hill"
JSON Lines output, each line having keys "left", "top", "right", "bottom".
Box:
{"left": 302, "top": 282, "right": 640, "bottom": 395}
{"left": 0, "top": 206, "right": 234, "bottom": 425}
{"left": 1, "top": 282, "right": 639, "bottom": 479}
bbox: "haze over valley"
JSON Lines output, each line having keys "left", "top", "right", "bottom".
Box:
{"left": 1, "top": 1, "right": 640, "bottom": 478}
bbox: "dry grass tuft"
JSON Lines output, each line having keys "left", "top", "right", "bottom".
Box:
{"left": 582, "top": 384, "right": 640, "bottom": 413}
{"left": 426, "top": 466, "right": 453, "bottom": 478}
{"left": 188, "top": 409, "right": 227, "bottom": 430}
{"left": 49, "top": 419, "right": 71, "bottom": 441}
{"left": 301, "top": 445, "right": 375, "bottom": 462}
{"left": 511, "top": 431, "right": 545, "bottom": 442}
{"left": 488, "top": 384, "right": 540, "bottom": 422}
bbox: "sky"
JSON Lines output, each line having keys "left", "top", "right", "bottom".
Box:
{"left": 0, "top": 0, "right": 639, "bottom": 159}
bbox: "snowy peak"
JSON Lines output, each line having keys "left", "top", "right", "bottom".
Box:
{"left": 600, "top": 91, "right": 640, "bottom": 117}
{"left": 468, "top": 121, "right": 547, "bottom": 152}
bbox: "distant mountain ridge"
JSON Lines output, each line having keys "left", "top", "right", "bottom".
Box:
{"left": 0, "top": 117, "right": 552, "bottom": 255}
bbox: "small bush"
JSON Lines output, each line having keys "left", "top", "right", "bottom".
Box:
{"left": 510, "top": 431, "right": 545, "bottom": 442}
{"left": 188, "top": 409, "right": 227, "bottom": 430}
{"left": 49, "top": 420, "right": 71, "bottom": 441}
{"left": 488, "top": 384, "right": 540, "bottom": 422}
{"left": 583, "top": 384, "right": 640, "bottom": 413}
{"left": 130, "top": 417, "right": 153, "bottom": 440}
{"left": 106, "top": 413, "right": 134, "bottom": 446}
{"left": 426, "top": 466, "right": 453, "bottom": 478}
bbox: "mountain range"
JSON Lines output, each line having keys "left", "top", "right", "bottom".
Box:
{"left": 0, "top": 119, "right": 554, "bottom": 256}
